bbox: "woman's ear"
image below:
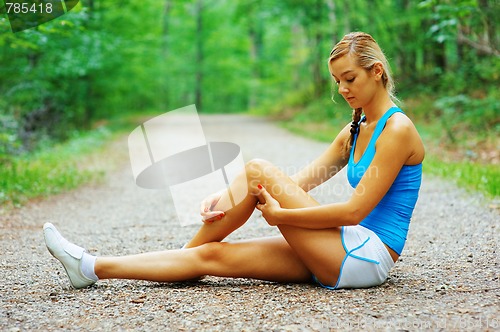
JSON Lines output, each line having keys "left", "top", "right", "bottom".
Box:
{"left": 372, "top": 62, "right": 384, "bottom": 81}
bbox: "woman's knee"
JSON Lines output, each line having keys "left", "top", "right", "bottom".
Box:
{"left": 246, "top": 158, "right": 273, "bottom": 173}
{"left": 245, "top": 158, "right": 279, "bottom": 183}
{"left": 196, "top": 242, "right": 228, "bottom": 264}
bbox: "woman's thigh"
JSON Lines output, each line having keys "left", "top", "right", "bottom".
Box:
{"left": 247, "top": 159, "right": 346, "bottom": 287}
{"left": 214, "top": 236, "right": 312, "bottom": 283}
{"left": 277, "top": 225, "right": 345, "bottom": 287}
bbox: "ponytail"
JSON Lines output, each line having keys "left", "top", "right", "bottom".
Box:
{"left": 343, "top": 108, "right": 363, "bottom": 159}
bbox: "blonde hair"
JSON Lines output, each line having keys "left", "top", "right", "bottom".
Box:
{"left": 328, "top": 32, "right": 396, "bottom": 159}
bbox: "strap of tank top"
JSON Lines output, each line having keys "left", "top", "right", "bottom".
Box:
{"left": 349, "top": 107, "right": 402, "bottom": 163}
{"left": 366, "top": 107, "right": 403, "bottom": 150}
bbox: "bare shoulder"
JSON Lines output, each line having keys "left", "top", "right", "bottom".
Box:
{"left": 379, "top": 112, "right": 425, "bottom": 164}
{"left": 386, "top": 112, "right": 417, "bottom": 132}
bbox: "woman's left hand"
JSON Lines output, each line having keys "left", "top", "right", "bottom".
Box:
{"left": 255, "top": 185, "right": 282, "bottom": 226}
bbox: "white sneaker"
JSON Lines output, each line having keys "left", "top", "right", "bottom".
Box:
{"left": 43, "top": 223, "right": 96, "bottom": 289}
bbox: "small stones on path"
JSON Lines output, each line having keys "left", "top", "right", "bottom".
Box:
{"left": 1, "top": 115, "right": 498, "bottom": 331}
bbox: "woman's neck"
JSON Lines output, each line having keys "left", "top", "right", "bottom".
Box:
{"left": 361, "top": 92, "right": 395, "bottom": 124}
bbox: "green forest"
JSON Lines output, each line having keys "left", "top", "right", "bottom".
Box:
{"left": 0, "top": 0, "right": 499, "bottom": 205}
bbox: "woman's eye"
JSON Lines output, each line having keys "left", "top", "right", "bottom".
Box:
{"left": 347, "top": 77, "right": 355, "bottom": 83}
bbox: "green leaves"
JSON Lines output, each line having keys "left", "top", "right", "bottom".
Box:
{"left": 1, "top": 0, "right": 498, "bottom": 155}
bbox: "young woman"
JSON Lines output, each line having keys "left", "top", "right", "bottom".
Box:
{"left": 44, "top": 32, "right": 424, "bottom": 290}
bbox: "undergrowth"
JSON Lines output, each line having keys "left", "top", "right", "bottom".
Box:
{"left": 258, "top": 89, "right": 499, "bottom": 199}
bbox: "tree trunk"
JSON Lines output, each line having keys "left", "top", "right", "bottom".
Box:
{"left": 399, "top": 0, "right": 417, "bottom": 80}
{"left": 195, "top": 0, "right": 203, "bottom": 112}
{"left": 433, "top": 41, "right": 447, "bottom": 72}
{"left": 248, "top": 1, "right": 263, "bottom": 110}
{"left": 312, "top": 30, "right": 324, "bottom": 97}
{"left": 478, "top": 0, "right": 498, "bottom": 51}
{"left": 161, "top": 0, "right": 172, "bottom": 107}
{"left": 291, "top": 23, "right": 302, "bottom": 91}
{"left": 325, "top": 0, "right": 337, "bottom": 45}
{"left": 83, "top": 0, "right": 95, "bottom": 128}
{"left": 162, "top": 0, "right": 172, "bottom": 57}
{"left": 342, "top": 1, "right": 350, "bottom": 33}
{"left": 312, "top": 0, "right": 326, "bottom": 97}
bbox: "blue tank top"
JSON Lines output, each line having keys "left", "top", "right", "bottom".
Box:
{"left": 347, "top": 107, "right": 422, "bottom": 255}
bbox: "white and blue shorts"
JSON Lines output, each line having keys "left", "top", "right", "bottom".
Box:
{"left": 314, "top": 225, "right": 395, "bottom": 289}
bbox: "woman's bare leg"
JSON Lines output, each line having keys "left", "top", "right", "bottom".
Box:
{"left": 244, "top": 159, "right": 346, "bottom": 286}
{"left": 47, "top": 160, "right": 344, "bottom": 286}
{"left": 95, "top": 236, "right": 312, "bottom": 283}
{"left": 185, "top": 168, "right": 259, "bottom": 247}
{"left": 185, "top": 159, "right": 346, "bottom": 286}
{"left": 186, "top": 159, "right": 317, "bottom": 248}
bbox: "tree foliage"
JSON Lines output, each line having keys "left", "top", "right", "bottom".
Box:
{"left": 0, "top": 0, "right": 498, "bottom": 158}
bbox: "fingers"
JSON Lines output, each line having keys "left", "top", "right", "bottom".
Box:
{"left": 200, "top": 200, "right": 211, "bottom": 214}
{"left": 209, "top": 196, "right": 221, "bottom": 210}
{"left": 200, "top": 191, "right": 223, "bottom": 216}
{"left": 255, "top": 184, "right": 270, "bottom": 211}
{"left": 202, "top": 210, "right": 225, "bottom": 219}
{"left": 202, "top": 211, "right": 225, "bottom": 224}
{"left": 257, "top": 184, "right": 272, "bottom": 199}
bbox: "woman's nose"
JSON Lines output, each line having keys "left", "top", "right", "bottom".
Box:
{"left": 338, "top": 83, "right": 348, "bottom": 95}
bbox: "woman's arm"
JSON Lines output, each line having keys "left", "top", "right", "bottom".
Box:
{"left": 290, "top": 123, "right": 351, "bottom": 192}
{"left": 258, "top": 118, "right": 416, "bottom": 229}
{"left": 200, "top": 123, "right": 348, "bottom": 224}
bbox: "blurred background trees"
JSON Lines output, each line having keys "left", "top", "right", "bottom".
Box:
{"left": 0, "top": 0, "right": 498, "bottom": 157}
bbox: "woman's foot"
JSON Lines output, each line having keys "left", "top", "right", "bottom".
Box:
{"left": 43, "top": 223, "right": 98, "bottom": 289}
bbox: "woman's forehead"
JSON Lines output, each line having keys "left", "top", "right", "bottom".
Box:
{"left": 329, "top": 54, "right": 358, "bottom": 77}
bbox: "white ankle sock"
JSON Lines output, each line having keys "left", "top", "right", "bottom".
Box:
{"left": 81, "top": 252, "right": 98, "bottom": 281}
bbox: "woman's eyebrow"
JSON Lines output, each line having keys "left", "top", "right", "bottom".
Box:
{"left": 340, "top": 69, "right": 354, "bottom": 77}
{"left": 331, "top": 69, "right": 354, "bottom": 80}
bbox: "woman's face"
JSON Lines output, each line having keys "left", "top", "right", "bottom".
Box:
{"left": 329, "top": 54, "right": 379, "bottom": 109}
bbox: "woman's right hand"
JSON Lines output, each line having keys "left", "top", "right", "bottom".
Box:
{"left": 200, "top": 190, "right": 225, "bottom": 224}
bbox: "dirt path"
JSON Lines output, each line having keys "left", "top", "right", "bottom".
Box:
{"left": 1, "top": 115, "right": 498, "bottom": 331}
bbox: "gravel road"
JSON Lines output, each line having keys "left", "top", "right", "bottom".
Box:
{"left": 1, "top": 114, "right": 498, "bottom": 331}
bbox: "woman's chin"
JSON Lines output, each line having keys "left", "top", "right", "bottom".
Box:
{"left": 346, "top": 98, "right": 357, "bottom": 107}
